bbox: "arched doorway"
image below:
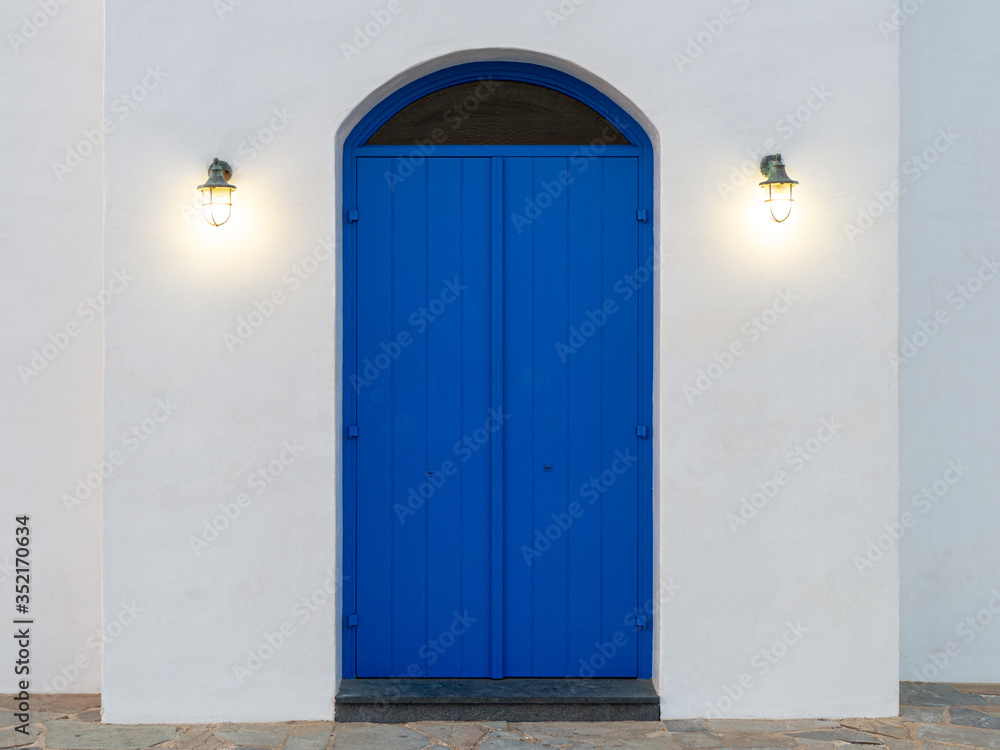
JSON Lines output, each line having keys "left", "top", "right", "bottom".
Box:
{"left": 342, "top": 62, "right": 653, "bottom": 680}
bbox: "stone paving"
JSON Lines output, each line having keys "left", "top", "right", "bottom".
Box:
{"left": 4, "top": 683, "right": 1000, "bottom": 750}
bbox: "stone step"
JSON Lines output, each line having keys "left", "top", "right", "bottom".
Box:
{"left": 335, "top": 678, "right": 660, "bottom": 723}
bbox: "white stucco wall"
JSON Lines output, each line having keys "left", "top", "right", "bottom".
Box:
{"left": 898, "top": 0, "right": 1000, "bottom": 683}
{"left": 94, "top": 0, "right": 899, "bottom": 722}
{"left": 0, "top": 0, "right": 104, "bottom": 695}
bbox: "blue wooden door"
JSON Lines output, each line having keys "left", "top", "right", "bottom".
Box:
{"left": 349, "top": 152, "right": 648, "bottom": 678}
{"left": 502, "top": 156, "right": 642, "bottom": 677}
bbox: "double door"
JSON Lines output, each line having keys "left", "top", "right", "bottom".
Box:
{"left": 346, "top": 152, "right": 650, "bottom": 678}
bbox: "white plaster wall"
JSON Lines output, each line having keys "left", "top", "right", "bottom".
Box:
{"left": 101, "top": 0, "right": 899, "bottom": 721}
{"left": 899, "top": 0, "right": 1000, "bottom": 683}
{"left": 0, "top": 0, "right": 104, "bottom": 694}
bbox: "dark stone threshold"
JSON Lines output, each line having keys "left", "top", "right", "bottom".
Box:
{"left": 335, "top": 678, "right": 659, "bottom": 722}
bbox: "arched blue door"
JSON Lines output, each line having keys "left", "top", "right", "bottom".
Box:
{"left": 343, "top": 63, "right": 653, "bottom": 679}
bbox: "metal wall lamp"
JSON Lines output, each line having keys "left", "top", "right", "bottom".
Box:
{"left": 759, "top": 154, "right": 798, "bottom": 223}
{"left": 198, "top": 158, "right": 236, "bottom": 227}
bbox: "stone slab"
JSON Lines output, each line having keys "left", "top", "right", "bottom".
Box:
{"left": 708, "top": 720, "right": 834, "bottom": 734}
{"left": 951, "top": 709, "right": 1000, "bottom": 731}
{"left": 601, "top": 738, "right": 685, "bottom": 750}
{"left": 478, "top": 733, "right": 535, "bottom": 750}
{"left": 172, "top": 724, "right": 231, "bottom": 750}
{"left": 337, "top": 679, "right": 658, "bottom": 704}
{"left": 664, "top": 720, "right": 708, "bottom": 733}
{"left": 787, "top": 728, "right": 883, "bottom": 745}
{"left": 44, "top": 721, "right": 178, "bottom": 750}
{"left": 514, "top": 721, "right": 667, "bottom": 742}
{"left": 917, "top": 723, "right": 1000, "bottom": 750}
{"left": 900, "top": 707, "right": 944, "bottom": 724}
{"left": 284, "top": 731, "right": 333, "bottom": 750}
{"left": 0, "top": 695, "right": 100, "bottom": 715}
{"left": 408, "top": 722, "right": 488, "bottom": 750}
{"left": 954, "top": 686, "right": 1000, "bottom": 697}
{"left": 332, "top": 723, "right": 435, "bottom": 750}
{"left": 214, "top": 725, "right": 290, "bottom": 747}
{"left": 900, "top": 684, "right": 988, "bottom": 708}
{"left": 0, "top": 727, "right": 35, "bottom": 747}
{"left": 713, "top": 733, "right": 798, "bottom": 748}
{"left": 672, "top": 733, "right": 725, "bottom": 749}
{"left": 839, "top": 719, "right": 911, "bottom": 740}
{"left": 337, "top": 702, "right": 659, "bottom": 723}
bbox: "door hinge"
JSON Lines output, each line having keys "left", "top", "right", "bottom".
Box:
{"left": 346, "top": 614, "right": 358, "bottom": 628}
{"left": 636, "top": 209, "right": 649, "bottom": 223}
{"left": 347, "top": 209, "right": 359, "bottom": 223}
{"left": 635, "top": 614, "right": 650, "bottom": 629}
{"left": 636, "top": 425, "right": 649, "bottom": 439}
{"left": 347, "top": 425, "right": 359, "bottom": 439}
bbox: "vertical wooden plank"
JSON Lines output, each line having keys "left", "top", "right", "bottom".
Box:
{"left": 355, "top": 157, "right": 395, "bottom": 676}
{"left": 391, "top": 158, "right": 429, "bottom": 676}
{"left": 425, "top": 158, "right": 464, "bottom": 677}
{"left": 502, "top": 156, "right": 535, "bottom": 676}
{"left": 565, "top": 159, "right": 605, "bottom": 676}
{"left": 490, "top": 156, "right": 505, "bottom": 678}
{"left": 599, "top": 157, "right": 641, "bottom": 676}
{"left": 460, "top": 158, "right": 494, "bottom": 676}
{"left": 529, "top": 156, "right": 570, "bottom": 675}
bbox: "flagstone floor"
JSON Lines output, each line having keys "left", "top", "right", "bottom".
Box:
{"left": 3, "top": 683, "right": 1000, "bottom": 750}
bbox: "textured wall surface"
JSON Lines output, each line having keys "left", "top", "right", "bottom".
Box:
{"left": 899, "top": 0, "right": 1000, "bottom": 684}
{"left": 0, "top": 0, "right": 105, "bottom": 695}
{"left": 4, "top": 0, "right": 902, "bottom": 722}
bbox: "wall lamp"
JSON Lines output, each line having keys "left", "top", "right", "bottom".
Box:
{"left": 198, "top": 158, "right": 236, "bottom": 226}
{"left": 759, "top": 154, "right": 798, "bottom": 223}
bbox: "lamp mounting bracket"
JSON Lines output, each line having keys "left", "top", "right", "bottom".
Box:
{"left": 212, "top": 158, "right": 233, "bottom": 182}
{"left": 760, "top": 154, "right": 783, "bottom": 179}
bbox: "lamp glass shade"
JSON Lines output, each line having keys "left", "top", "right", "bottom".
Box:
{"left": 201, "top": 185, "right": 234, "bottom": 227}
{"left": 764, "top": 182, "right": 793, "bottom": 223}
